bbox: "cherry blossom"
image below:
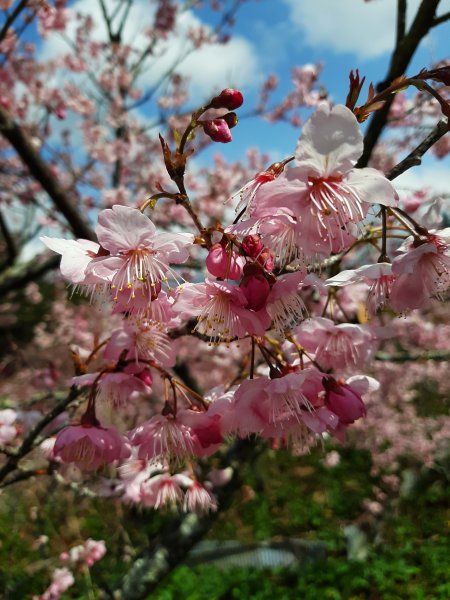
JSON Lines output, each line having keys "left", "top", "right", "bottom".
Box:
{"left": 85, "top": 205, "right": 194, "bottom": 305}
{"left": 325, "top": 262, "right": 395, "bottom": 315}
{"left": 54, "top": 423, "right": 131, "bottom": 470}
{"left": 390, "top": 229, "right": 450, "bottom": 311}
{"left": 248, "top": 104, "right": 398, "bottom": 258}
{"left": 174, "top": 278, "right": 271, "bottom": 343}
{"left": 40, "top": 237, "right": 101, "bottom": 284}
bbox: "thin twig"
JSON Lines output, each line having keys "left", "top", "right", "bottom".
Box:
{"left": 385, "top": 119, "right": 449, "bottom": 181}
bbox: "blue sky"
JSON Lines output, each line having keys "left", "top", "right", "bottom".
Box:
{"left": 190, "top": 0, "right": 450, "bottom": 163}
{"left": 9, "top": 0, "right": 450, "bottom": 192}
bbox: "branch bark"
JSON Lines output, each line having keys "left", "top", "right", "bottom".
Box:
{"left": 118, "top": 438, "right": 264, "bottom": 600}
{"left": 357, "top": 0, "right": 441, "bottom": 167}
{"left": 385, "top": 119, "right": 449, "bottom": 181}
{"left": 0, "top": 253, "right": 59, "bottom": 297}
{"left": 0, "top": 106, "right": 95, "bottom": 241}
{"left": 0, "top": 386, "right": 81, "bottom": 486}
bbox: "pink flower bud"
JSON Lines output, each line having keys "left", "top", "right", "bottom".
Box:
{"left": 242, "top": 234, "right": 263, "bottom": 257}
{"left": 239, "top": 264, "right": 271, "bottom": 311}
{"left": 136, "top": 368, "right": 153, "bottom": 387}
{"left": 210, "top": 88, "right": 244, "bottom": 110}
{"left": 258, "top": 248, "right": 274, "bottom": 272}
{"left": 323, "top": 377, "right": 366, "bottom": 424}
{"left": 205, "top": 242, "right": 243, "bottom": 280}
{"left": 202, "top": 118, "right": 232, "bottom": 143}
{"left": 55, "top": 107, "right": 66, "bottom": 120}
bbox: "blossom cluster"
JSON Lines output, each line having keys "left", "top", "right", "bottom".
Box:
{"left": 38, "top": 92, "right": 450, "bottom": 512}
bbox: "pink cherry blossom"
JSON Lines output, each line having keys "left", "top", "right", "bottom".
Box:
{"left": 129, "top": 414, "right": 200, "bottom": 462}
{"left": 266, "top": 270, "right": 310, "bottom": 335}
{"left": 390, "top": 230, "right": 450, "bottom": 311}
{"left": 35, "top": 567, "right": 74, "bottom": 600}
{"left": 41, "top": 237, "right": 100, "bottom": 284}
{"left": 251, "top": 104, "right": 398, "bottom": 255}
{"left": 293, "top": 317, "right": 373, "bottom": 371}
{"left": 183, "top": 481, "right": 217, "bottom": 513}
{"left": 139, "top": 473, "right": 185, "bottom": 509}
{"left": 54, "top": 424, "right": 131, "bottom": 470}
{"left": 85, "top": 205, "right": 193, "bottom": 305}
{"left": 325, "top": 262, "right": 395, "bottom": 315}
{"left": 72, "top": 370, "right": 152, "bottom": 406}
{"left": 62, "top": 539, "right": 106, "bottom": 568}
{"left": 0, "top": 409, "right": 18, "bottom": 445}
{"left": 174, "top": 278, "right": 271, "bottom": 343}
{"left": 103, "top": 320, "right": 176, "bottom": 367}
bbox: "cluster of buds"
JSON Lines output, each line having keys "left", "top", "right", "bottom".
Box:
{"left": 201, "top": 88, "right": 243, "bottom": 143}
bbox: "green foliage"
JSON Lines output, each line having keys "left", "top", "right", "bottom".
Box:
{"left": 0, "top": 446, "right": 449, "bottom": 598}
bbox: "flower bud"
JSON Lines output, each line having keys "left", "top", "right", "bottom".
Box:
{"left": 239, "top": 264, "right": 270, "bottom": 311}
{"left": 257, "top": 248, "right": 274, "bottom": 272}
{"left": 222, "top": 112, "right": 238, "bottom": 129}
{"left": 202, "top": 119, "right": 232, "bottom": 143}
{"left": 323, "top": 377, "right": 366, "bottom": 424}
{"left": 242, "top": 234, "right": 263, "bottom": 257}
{"left": 206, "top": 242, "right": 243, "bottom": 280}
{"left": 210, "top": 88, "right": 244, "bottom": 110}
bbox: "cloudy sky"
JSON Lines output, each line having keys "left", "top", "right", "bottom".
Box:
{"left": 192, "top": 0, "right": 450, "bottom": 192}
{"left": 36, "top": 0, "right": 450, "bottom": 191}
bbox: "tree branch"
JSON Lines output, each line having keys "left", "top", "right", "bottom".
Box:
{"left": 396, "top": 0, "right": 407, "bottom": 44}
{"left": 0, "top": 386, "right": 81, "bottom": 486}
{"left": 385, "top": 119, "right": 449, "bottom": 180}
{"left": 119, "top": 438, "right": 264, "bottom": 600}
{"left": 432, "top": 10, "right": 450, "bottom": 26}
{"left": 0, "top": 253, "right": 59, "bottom": 297}
{"left": 0, "top": 210, "right": 17, "bottom": 267}
{"left": 0, "top": 0, "right": 29, "bottom": 44}
{"left": 0, "top": 106, "right": 95, "bottom": 240}
{"left": 357, "top": 0, "right": 441, "bottom": 167}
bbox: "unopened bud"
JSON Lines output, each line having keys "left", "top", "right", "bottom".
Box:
{"left": 242, "top": 234, "right": 263, "bottom": 257}
{"left": 222, "top": 112, "right": 238, "bottom": 129}
{"left": 239, "top": 264, "right": 270, "bottom": 311}
{"left": 210, "top": 88, "right": 244, "bottom": 110}
{"left": 202, "top": 118, "right": 232, "bottom": 143}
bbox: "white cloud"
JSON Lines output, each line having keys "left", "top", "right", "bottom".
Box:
{"left": 39, "top": 0, "right": 260, "bottom": 98}
{"left": 282, "top": 0, "right": 450, "bottom": 60}
{"left": 395, "top": 162, "right": 450, "bottom": 195}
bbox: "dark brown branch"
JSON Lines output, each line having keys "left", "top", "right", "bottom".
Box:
{"left": 0, "top": 210, "right": 16, "bottom": 267}
{"left": 0, "top": 106, "right": 95, "bottom": 240}
{"left": 385, "top": 119, "right": 449, "bottom": 180}
{"left": 119, "top": 437, "right": 264, "bottom": 600}
{"left": 0, "top": 0, "right": 29, "bottom": 44}
{"left": 432, "top": 10, "right": 450, "bottom": 26}
{"left": 357, "top": 0, "right": 441, "bottom": 167}
{"left": 98, "top": 0, "right": 114, "bottom": 41}
{"left": 0, "top": 386, "right": 81, "bottom": 486}
{"left": 396, "top": 0, "right": 407, "bottom": 44}
{"left": 0, "top": 253, "right": 59, "bottom": 298}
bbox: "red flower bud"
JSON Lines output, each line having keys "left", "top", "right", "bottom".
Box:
{"left": 242, "top": 234, "right": 263, "bottom": 257}
{"left": 239, "top": 264, "right": 270, "bottom": 311}
{"left": 323, "top": 377, "right": 366, "bottom": 424}
{"left": 210, "top": 88, "right": 244, "bottom": 110}
{"left": 202, "top": 118, "right": 232, "bottom": 143}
